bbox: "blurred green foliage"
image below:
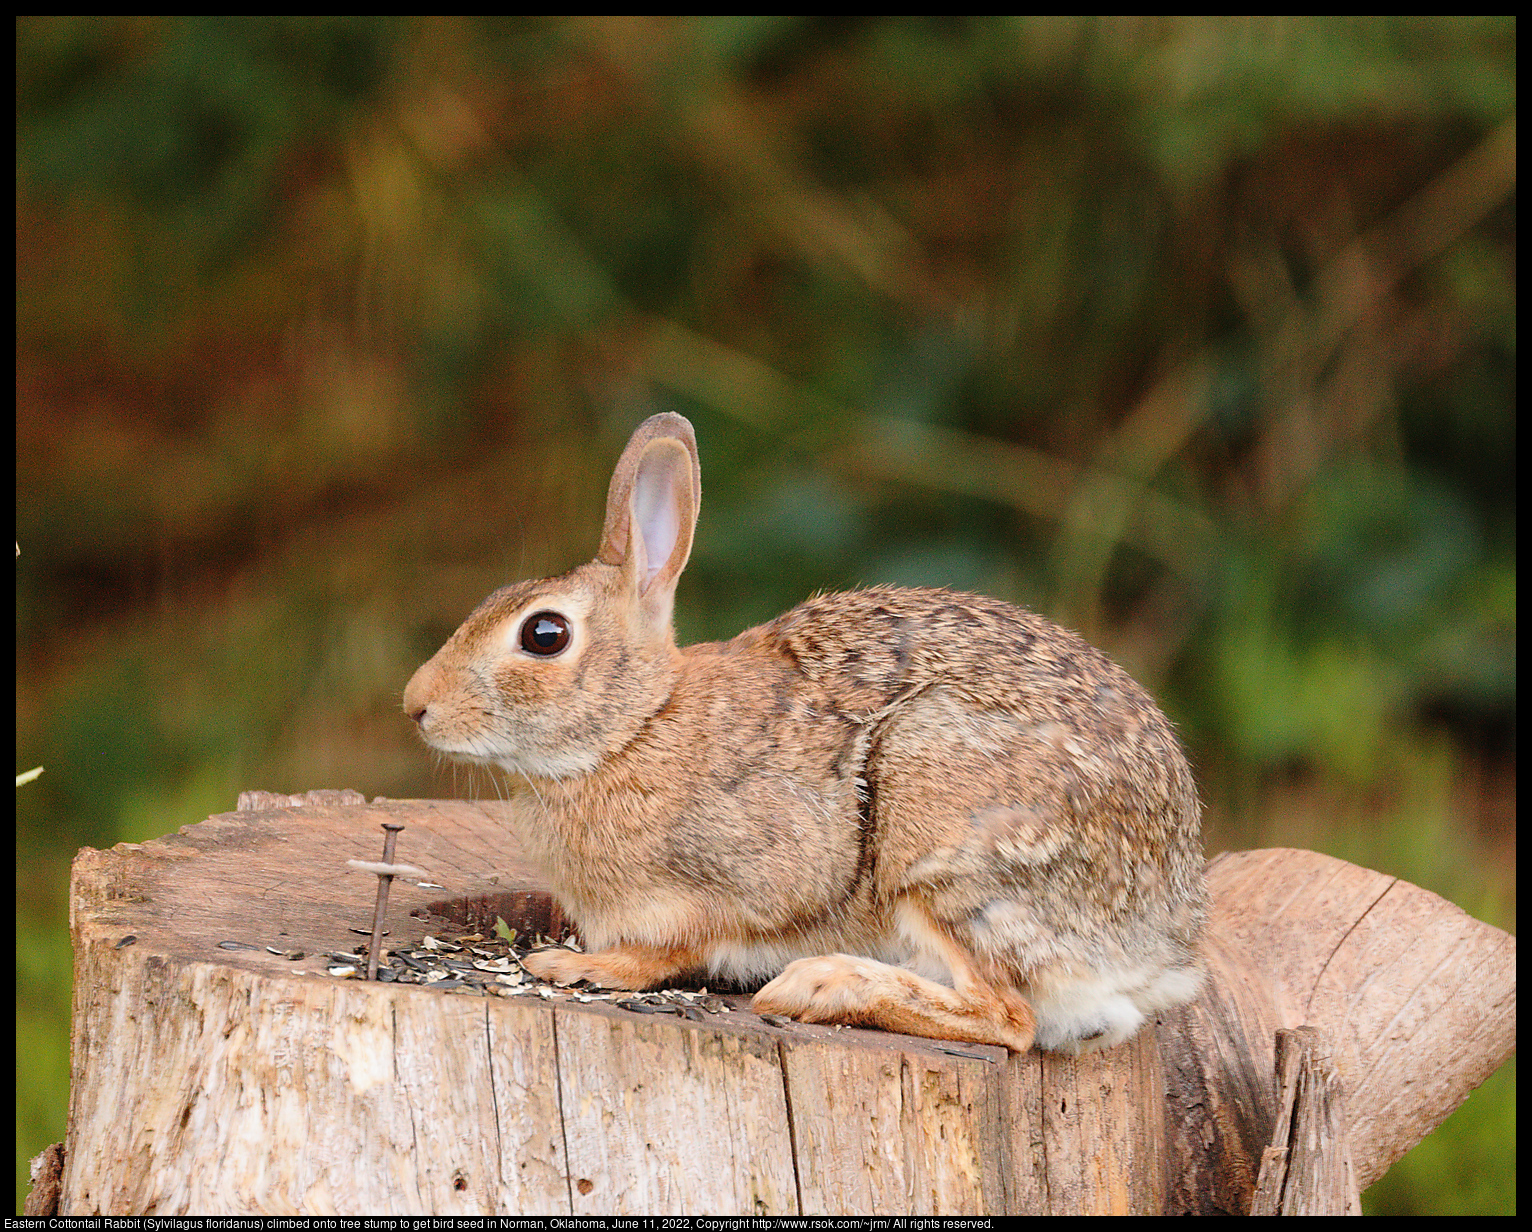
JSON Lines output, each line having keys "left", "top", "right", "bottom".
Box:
{"left": 16, "top": 17, "right": 1514, "bottom": 1215}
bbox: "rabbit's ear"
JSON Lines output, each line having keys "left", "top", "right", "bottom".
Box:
{"left": 598, "top": 414, "right": 700, "bottom": 618}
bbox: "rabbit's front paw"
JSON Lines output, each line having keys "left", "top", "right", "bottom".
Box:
{"left": 521, "top": 941, "right": 702, "bottom": 991}
{"left": 522, "top": 947, "right": 610, "bottom": 987}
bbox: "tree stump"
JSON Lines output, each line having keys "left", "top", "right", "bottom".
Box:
{"left": 48, "top": 793, "right": 1514, "bottom": 1216}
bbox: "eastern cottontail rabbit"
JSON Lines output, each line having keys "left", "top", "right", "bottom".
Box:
{"left": 404, "top": 413, "right": 1206, "bottom": 1053}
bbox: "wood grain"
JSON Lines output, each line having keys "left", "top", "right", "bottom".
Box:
{"left": 52, "top": 797, "right": 1515, "bottom": 1215}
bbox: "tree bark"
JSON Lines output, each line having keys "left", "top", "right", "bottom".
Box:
{"left": 51, "top": 795, "right": 1514, "bottom": 1216}
{"left": 1247, "top": 1026, "right": 1362, "bottom": 1215}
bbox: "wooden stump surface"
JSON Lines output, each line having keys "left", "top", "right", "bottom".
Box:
{"left": 57, "top": 794, "right": 1514, "bottom": 1216}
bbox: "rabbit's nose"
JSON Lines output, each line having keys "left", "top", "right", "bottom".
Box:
{"left": 402, "top": 658, "right": 439, "bottom": 723}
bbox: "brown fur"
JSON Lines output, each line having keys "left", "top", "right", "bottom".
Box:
{"left": 404, "top": 413, "right": 1207, "bottom": 1053}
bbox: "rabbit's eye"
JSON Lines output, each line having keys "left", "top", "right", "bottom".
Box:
{"left": 520, "top": 611, "right": 572, "bottom": 657}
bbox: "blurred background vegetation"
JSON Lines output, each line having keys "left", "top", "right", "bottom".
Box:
{"left": 15, "top": 16, "right": 1514, "bottom": 1214}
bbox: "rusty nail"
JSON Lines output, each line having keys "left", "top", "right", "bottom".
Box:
{"left": 366, "top": 823, "right": 406, "bottom": 980}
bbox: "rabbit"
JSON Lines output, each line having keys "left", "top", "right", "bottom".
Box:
{"left": 403, "top": 412, "right": 1207, "bottom": 1053}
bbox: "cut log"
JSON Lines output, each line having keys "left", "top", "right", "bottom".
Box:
{"left": 1162, "top": 847, "right": 1517, "bottom": 1211}
{"left": 54, "top": 795, "right": 1514, "bottom": 1216}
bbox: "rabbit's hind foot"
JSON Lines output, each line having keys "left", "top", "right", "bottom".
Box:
{"left": 751, "top": 953, "right": 1036, "bottom": 1053}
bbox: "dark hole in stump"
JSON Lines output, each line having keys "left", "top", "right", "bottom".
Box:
{"left": 412, "top": 884, "right": 754, "bottom": 994}
{"left": 412, "top": 887, "right": 575, "bottom": 944}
